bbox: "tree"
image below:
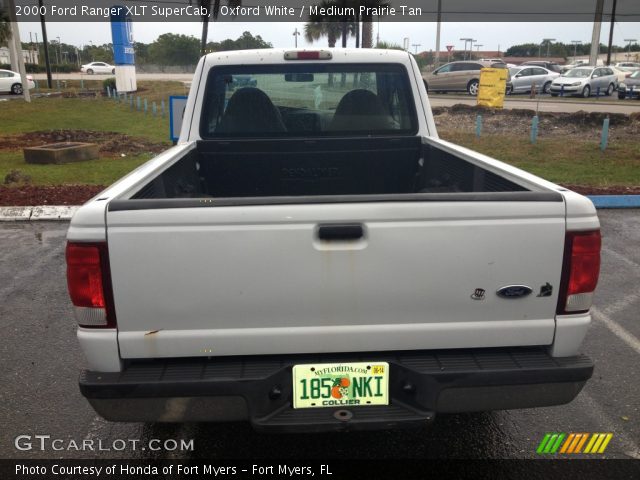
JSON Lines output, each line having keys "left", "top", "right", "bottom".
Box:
{"left": 199, "top": 0, "right": 241, "bottom": 55}
{"left": 149, "top": 33, "right": 200, "bottom": 66}
{"left": 208, "top": 31, "right": 272, "bottom": 51}
{"left": 360, "top": 0, "right": 390, "bottom": 48}
{"left": 304, "top": 1, "right": 343, "bottom": 48}
{"left": 0, "top": 6, "right": 11, "bottom": 46}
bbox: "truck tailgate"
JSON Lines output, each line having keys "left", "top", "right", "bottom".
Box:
{"left": 107, "top": 200, "right": 566, "bottom": 359}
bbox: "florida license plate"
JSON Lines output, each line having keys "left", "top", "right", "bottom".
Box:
{"left": 292, "top": 362, "right": 389, "bottom": 409}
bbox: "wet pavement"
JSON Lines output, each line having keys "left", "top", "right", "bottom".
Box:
{"left": 0, "top": 210, "right": 638, "bottom": 460}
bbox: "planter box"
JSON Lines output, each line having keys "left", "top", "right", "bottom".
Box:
{"left": 24, "top": 142, "right": 99, "bottom": 164}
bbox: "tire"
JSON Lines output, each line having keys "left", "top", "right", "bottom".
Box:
{"left": 551, "top": 93, "right": 559, "bottom": 97}
{"left": 112, "top": 68, "right": 116, "bottom": 74}
{"left": 581, "top": 85, "right": 591, "bottom": 98}
{"left": 618, "top": 92, "right": 626, "bottom": 100}
{"left": 87, "top": 69, "right": 94, "bottom": 75}
{"left": 605, "top": 83, "right": 614, "bottom": 96}
{"left": 467, "top": 79, "right": 479, "bottom": 96}
{"left": 543, "top": 81, "right": 552, "bottom": 94}
{"left": 11, "top": 83, "right": 23, "bottom": 95}
{"left": 506, "top": 85, "right": 513, "bottom": 95}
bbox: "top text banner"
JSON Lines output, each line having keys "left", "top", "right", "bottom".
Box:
{"left": 7, "top": 0, "right": 640, "bottom": 22}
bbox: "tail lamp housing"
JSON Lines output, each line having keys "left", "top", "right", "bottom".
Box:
{"left": 66, "top": 242, "right": 116, "bottom": 328}
{"left": 557, "top": 230, "right": 601, "bottom": 314}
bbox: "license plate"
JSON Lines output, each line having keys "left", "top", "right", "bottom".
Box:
{"left": 292, "top": 362, "right": 389, "bottom": 409}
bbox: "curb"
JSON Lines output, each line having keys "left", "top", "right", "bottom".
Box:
{"left": 0, "top": 206, "right": 79, "bottom": 221}
{"left": 587, "top": 195, "right": 640, "bottom": 209}
{"left": 1, "top": 198, "right": 639, "bottom": 221}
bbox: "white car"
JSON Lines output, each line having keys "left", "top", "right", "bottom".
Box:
{"left": 550, "top": 66, "right": 618, "bottom": 97}
{"left": 81, "top": 62, "right": 115, "bottom": 75}
{"left": 609, "top": 66, "right": 632, "bottom": 83}
{"left": 614, "top": 62, "right": 640, "bottom": 73}
{"left": 0, "top": 69, "right": 35, "bottom": 94}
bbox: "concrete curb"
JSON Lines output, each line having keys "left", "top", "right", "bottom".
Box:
{"left": 587, "top": 195, "right": 640, "bottom": 209}
{"left": 0, "top": 206, "right": 79, "bottom": 221}
{"left": 1, "top": 198, "right": 639, "bottom": 221}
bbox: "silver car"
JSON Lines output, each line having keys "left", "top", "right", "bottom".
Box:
{"left": 549, "top": 67, "right": 618, "bottom": 98}
{"left": 508, "top": 66, "right": 559, "bottom": 94}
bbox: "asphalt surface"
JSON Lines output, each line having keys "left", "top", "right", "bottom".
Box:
{"left": 0, "top": 211, "right": 639, "bottom": 460}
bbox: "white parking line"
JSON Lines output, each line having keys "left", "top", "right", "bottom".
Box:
{"left": 578, "top": 390, "right": 640, "bottom": 459}
{"left": 602, "top": 247, "right": 640, "bottom": 271}
{"left": 592, "top": 307, "right": 640, "bottom": 356}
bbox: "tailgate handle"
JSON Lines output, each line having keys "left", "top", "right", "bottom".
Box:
{"left": 317, "top": 224, "right": 364, "bottom": 241}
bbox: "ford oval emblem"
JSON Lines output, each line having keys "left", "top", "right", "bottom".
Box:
{"left": 496, "top": 285, "right": 533, "bottom": 299}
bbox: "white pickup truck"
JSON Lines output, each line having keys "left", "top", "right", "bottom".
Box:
{"left": 68, "top": 49, "right": 600, "bottom": 431}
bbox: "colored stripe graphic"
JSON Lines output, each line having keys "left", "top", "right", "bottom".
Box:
{"left": 539, "top": 433, "right": 613, "bottom": 455}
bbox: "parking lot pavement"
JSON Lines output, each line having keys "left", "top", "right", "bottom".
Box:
{"left": 0, "top": 211, "right": 638, "bottom": 460}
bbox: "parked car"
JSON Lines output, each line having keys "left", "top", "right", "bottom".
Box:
{"left": 422, "top": 60, "right": 508, "bottom": 95}
{"left": 81, "top": 62, "right": 115, "bottom": 75}
{"left": 561, "top": 60, "right": 590, "bottom": 73}
{"left": 609, "top": 66, "right": 632, "bottom": 83}
{"left": 71, "top": 49, "right": 599, "bottom": 429}
{"left": 520, "top": 61, "right": 563, "bottom": 73}
{"left": 507, "top": 66, "right": 560, "bottom": 94}
{"left": 0, "top": 69, "right": 35, "bottom": 94}
{"left": 231, "top": 75, "right": 258, "bottom": 88}
{"left": 617, "top": 70, "right": 640, "bottom": 99}
{"left": 549, "top": 67, "right": 617, "bottom": 97}
{"left": 614, "top": 62, "right": 640, "bottom": 73}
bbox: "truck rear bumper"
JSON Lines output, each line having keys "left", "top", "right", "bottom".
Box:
{"left": 79, "top": 347, "right": 593, "bottom": 432}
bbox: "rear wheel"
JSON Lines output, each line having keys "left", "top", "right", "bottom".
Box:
{"left": 11, "top": 83, "right": 23, "bottom": 95}
{"left": 605, "top": 83, "right": 614, "bottom": 96}
{"left": 112, "top": 68, "right": 116, "bottom": 74}
{"left": 87, "top": 69, "right": 94, "bottom": 75}
{"left": 581, "top": 85, "right": 591, "bottom": 98}
{"left": 543, "top": 81, "right": 552, "bottom": 94}
{"left": 467, "top": 79, "right": 479, "bottom": 96}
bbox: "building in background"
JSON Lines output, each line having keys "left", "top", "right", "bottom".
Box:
{"left": 0, "top": 46, "right": 38, "bottom": 65}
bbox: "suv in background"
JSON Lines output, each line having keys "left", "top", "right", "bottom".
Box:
{"left": 520, "top": 61, "right": 563, "bottom": 73}
{"left": 422, "top": 60, "right": 508, "bottom": 95}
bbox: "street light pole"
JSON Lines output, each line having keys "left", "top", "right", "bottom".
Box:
{"left": 412, "top": 43, "right": 421, "bottom": 54}
{"left": 460, "top": 38, "right": 472, "bottom": 60}
{"left": 292, "top": 28, "right": 300, "bottom": 48}
{"left": 571, "top": 40, "right": 581, "bottom": 61}
{"left": 542, "top": 38, "right": 556, "bottom": 58}
{"left": 624, "top": 39, "right": 637, "bottom": 60}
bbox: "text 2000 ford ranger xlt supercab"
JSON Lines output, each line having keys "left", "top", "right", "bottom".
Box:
{"left": 68, "top": 49, "right": 600, "bottom": 431}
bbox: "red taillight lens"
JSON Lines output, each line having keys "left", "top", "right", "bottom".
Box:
{"left": 66, "top": 242, "right": 116, "bottom": 328}
{"left": 558, "top": 230, "right": 601, "bottom": 314}
{"left": 284, "top": 50, "right": 332, "bottom": 60}
{"left": 67, "top": 244, "right": 105, "bottom": 308}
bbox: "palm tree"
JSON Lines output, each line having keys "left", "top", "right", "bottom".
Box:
{"left": 360, "top": 0, "right": 390, "bottom": 48}
{"left": 198, "top": 0, "right": 241, "bottom": 56}
{"left": 0, "top": 7, "right": 11, "bottom": 46}
{"left": 304, "top": 0, "right": 354, "bottom": 49}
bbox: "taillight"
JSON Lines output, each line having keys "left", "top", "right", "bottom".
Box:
{"left": 557, "top": 230, "right": 601, "bottom": 314}
{"left": 66, "top": 242, "right": 116, "bottom": 328}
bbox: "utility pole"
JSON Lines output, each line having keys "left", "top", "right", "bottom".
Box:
{"left": 7, "top": 0, "right": 31, "bottom": 101}
{"left": 590, "top": 0, "right": 604, "bottom": 66}
{"left": 412, "top": 43, "right": 421, "bottom": 54}
{"left": 571, "top": 40, "right": 581, "bottom": 61}
{"left": 293, "top": 28, "right": 300, "bottom": 48}
{"left": 434, "top": 0, "right": 442, "bottom": 67}
{"left": 624, "top": 39, "right": 637, "bottom": 60}
{"left": 606, "top": 0, "right": 617, "bottom": 65}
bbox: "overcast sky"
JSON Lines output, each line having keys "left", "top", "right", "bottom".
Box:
{"left": 17, "top": 21, "right": 640, "bottom": 54}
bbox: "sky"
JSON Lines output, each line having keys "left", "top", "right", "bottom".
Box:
{"left": 16, "top": 21, "right": 640, "bottom": 54}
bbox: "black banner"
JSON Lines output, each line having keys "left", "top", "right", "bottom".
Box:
{"left": 1, "top": 459, "right": 640, "bottom": 480}
{"left": 5, "top": 0, "right": 640, "bottom": 22}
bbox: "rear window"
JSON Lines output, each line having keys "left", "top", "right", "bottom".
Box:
{"left": 200, "top": 63, "right": 418, "bottom": 138}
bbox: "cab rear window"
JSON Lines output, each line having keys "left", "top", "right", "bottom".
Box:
{"left": 199, "top": 63, "right": 418, "bottom": 138}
